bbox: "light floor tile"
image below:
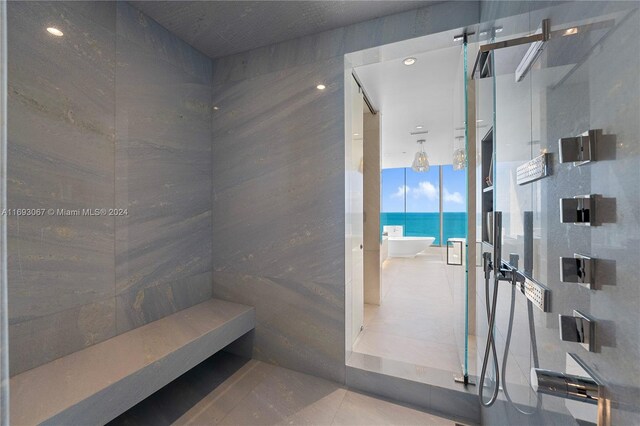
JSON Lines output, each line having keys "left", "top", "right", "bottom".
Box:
{"left": 218, "top": 365, "right": 347, "bottom": 426}
{"left": 331, "top": 391, "right": 456, "bottom": 426}
{"left": 113, "top": 352, "right": 460, "bottom": 425}
{"left": 353, "top": 247, "right": 475, "bottom": 374}
{"left": 174, "top": 360, "right": 276, "bottom": 425}
{"left": 354, "top": 330, "right": 461, "bottom": 372}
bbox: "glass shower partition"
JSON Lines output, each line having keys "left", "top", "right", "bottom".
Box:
{"left": 476, "top": 2, "right": 640, "bottom": 424}
{"left": 451, "top": 36, "right": 477, "bottom": 384}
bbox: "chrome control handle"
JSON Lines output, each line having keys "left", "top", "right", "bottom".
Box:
{"left": 531, "top": 368, "right": 599, "bottom": 405}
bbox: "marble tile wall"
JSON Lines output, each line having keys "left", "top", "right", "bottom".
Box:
{"left": 114, "top": 2, "right": 212, "bottom": 333}
{"left": 211, "top": 57, "right": 346, "bottom": 382}
{"left": 477, "top": 1, "right": 640, "bottom": 425}
{"left": 7, "top": 0, "right": 480, "bottom": 381}
{"left": 7, "top": 1, "right": 213, "bottom": 375}
{"left": 7, "top": 1, "right": 117, "bottom": 375}
{"left": 211, "top": 2, "right": 480, "bottom": 383}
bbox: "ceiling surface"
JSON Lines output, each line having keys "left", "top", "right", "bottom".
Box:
{"left": 130, "top": 1, "right": 441, "bottom": 59}
{"left": 355, "top": 45, "right": 469, "bottom": 169}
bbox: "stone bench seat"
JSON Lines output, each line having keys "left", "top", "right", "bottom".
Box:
{"left": 10, "top": 298, "right": 255, "bottom": 426}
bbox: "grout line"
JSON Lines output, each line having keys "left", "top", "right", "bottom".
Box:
{"left": 328, "top": 386, "right": 350, "bottom": 426}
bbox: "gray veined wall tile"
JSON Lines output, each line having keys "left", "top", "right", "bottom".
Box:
{"left": 210, "top": 1, "right": 481, "bottom": 384}
{"left": 115, "top": 271, "right": 212, "bottom": 332}
{"left": 212, "top": 58, "right": 344, "bottom": 287}
{"left": 9, "top": 299, "right": 116, "bottom": 376}
{"left": 7, "top": 1, "right": 215, "bottom": 375}
{"left": 212, "top": 271, "right": 345, "bottom": 383}
{"left": 7, "top": 1, "right": 117, "bottom": 375}
{"left": 211, "top": 55, "right": 347, "bottom": 379}
{"left": 114, "top": 1, "right": 213, "bottom": 334}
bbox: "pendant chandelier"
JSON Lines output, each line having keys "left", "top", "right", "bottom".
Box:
{"left": 453, "top": 135, "right": 466, "bottom": 170}
{"left": 411, "top": 139, "right": 430, "bottom": 173}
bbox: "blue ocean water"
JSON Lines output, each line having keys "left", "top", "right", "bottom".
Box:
{"left": 380, "top": 212, "right": 467, "bottom": 245}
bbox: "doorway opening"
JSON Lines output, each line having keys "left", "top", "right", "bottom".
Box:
{"left": 345, "top": 31, "right": 478, "bottom": 387}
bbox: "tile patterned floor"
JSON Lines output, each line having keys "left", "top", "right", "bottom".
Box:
{"left": 353, "top": 247, "right": 476, "bottom": 374}
{"left": 110, "top": 351, "right": 458, "bottom": 425}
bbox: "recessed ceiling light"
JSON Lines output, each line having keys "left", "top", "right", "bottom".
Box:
{"left": 46, "top": 27, "right": 64, "bottom": 37}
{"left": 403, "top": 57, "right": 416, "bottom": 66}
{"left": 316, "top": 84, "right": 326, "bottom": 90}
{"left": 564, "top": 27, "right": 578, "bottom": 36}
{"left": 416, "top": 125, "right": 423, "bottom": 129}
{"left": 213, "top": 106, "right": 219, "bottom": 110}
{"left": 353, "top": 133, "right": 359, "bottom": 136}
{"left": 476, "top": 119, "right": 483, "bottom": 123}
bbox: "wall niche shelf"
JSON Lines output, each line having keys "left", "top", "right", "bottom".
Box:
{"left": 481, "top": 127, "right": 494, "bottom": 244}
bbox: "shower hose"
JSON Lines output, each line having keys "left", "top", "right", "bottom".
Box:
{"left": 478, "top": 253, "right": 542, "bottom": 414}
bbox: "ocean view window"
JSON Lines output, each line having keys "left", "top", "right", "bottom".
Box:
{"left": 381, "top": 165, "right": 466, "bottom": 245}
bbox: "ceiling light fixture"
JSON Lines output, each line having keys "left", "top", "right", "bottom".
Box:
{"left": 411, "top": 137, "right": 430, "bottom": 173}
{"left": 453, "top": 136, "right": 466, "bottom": 171}
{"left": 416, "top": 125, "right": 423, "bottom": 129}
{"left": 316, "top": 84, "right": 326, "bottom": 90}
{"left": 46, "top": 27, "right": 64, "bottom": 37}
{"left": 403, "top": 57, "right": 416, "bottom": 66}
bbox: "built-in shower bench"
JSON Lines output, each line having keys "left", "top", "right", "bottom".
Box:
{"left": 10, "top": 298, "right": 255, "bottom": 426}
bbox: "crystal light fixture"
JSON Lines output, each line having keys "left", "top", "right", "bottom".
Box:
{"left": 453, "top": 136, "right": 466, "bottom": 170}
{"left": 412, "top": 139, "right": 430, "bottom": 173}
{"left": 453, "top": 148, "right": 466, "bottom": 170}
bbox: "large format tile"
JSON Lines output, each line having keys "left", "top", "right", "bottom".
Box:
{"left": 7, "top": 1, "right": 215, "bottom": 375}
{"left": 109, "top": 353, "right": 266, "bottom": 426}
{"left": 212, "top": 57, "right": 344, "bottom": 285}
{"left": 114, "top": 1, "right": 213, "bottom": 333}
{"left": 213, "top": 271, "right": 344, "bottom": 383}
{"left": 9, "top": 299, "right": 116, "bottom": 375}
{"left": 219, "top": 365, "right": 347, "bottom": 426}
{"left": 207, "top": 1, "right": 481, "bottom": 387}
{"left": 115, "top": 272, "right": 212, "bottom": 331}
{"left": 354, "top": 330, "right": 461, "bottom": 373}
{"left": 332, "top": 391, "right": 456, "bottom": 426}
{"left": 7, "top": 0, "right": 117, "bottom": 375}
{"left": 112, "top": 353, "right": 462, "bottom": 426}
{"left": 172, "top": 359, "right": 275, "bottom": 426}
{"left": 354, "top": 249, "right": 467, "bottom": 374}
{"left": 211, "top": 57, "right": 345, "bottom": 382}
